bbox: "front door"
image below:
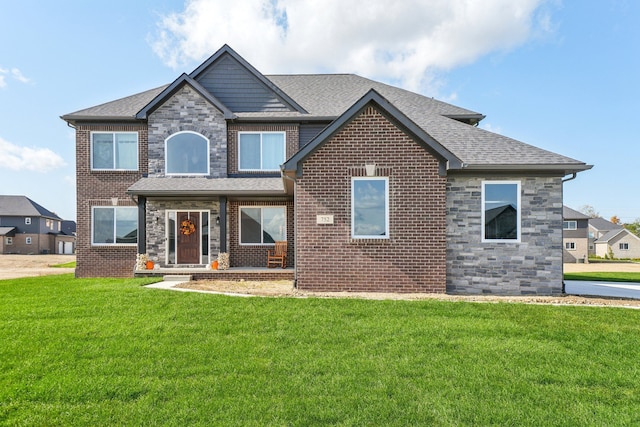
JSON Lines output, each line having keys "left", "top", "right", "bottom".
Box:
{"left": 177, "top": 211, "right": 200, "bottom": 264}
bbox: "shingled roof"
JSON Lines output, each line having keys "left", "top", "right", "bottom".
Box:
{"left": 0, "top": 195, "right": 61, "bottom": 219}
{"left": 61, "top": 46, "right": 591, "bottom": 174}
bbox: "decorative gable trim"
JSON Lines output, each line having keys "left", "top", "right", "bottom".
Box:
{"left": 189, "top": 44, "right": 307, "bottom": 114}
{"left": 135, "top": 73, "right": 235, "bottom": 120}
{"left": 282, "top": 89, "right": 463, "bottom": 178}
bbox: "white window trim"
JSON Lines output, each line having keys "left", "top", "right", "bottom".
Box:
{"left": 620, "top": 243, "right": 629, "bottom": 250}
{"left": 90, "top": 131, "right": 139, "bottom": 171}
{"left": 481, "top": 180, "right": 521, "bottom": 243}
{"left": 351, "top": 177, "right": 390, "bottom": 240}
{"left": 164, "top": 131, "right": 210, "bottom": 176}
{"left": 91, "top": 206, "right": 138, "bottom": 246}
{"left": 5, "top": 237, "right": 13, "bottom": 245}
{"left": 238, "top": 131, "right": 286, "bottom": 172}
{"left": 563, "top": 220, "right": 577, "bottom": 230}
{"left": 565, "top": 242, "right": 576, "bottom": 251}
{"left": 25, "top": 217, "right": 31, "bottom": 225}
{"left": 25, "top": 237, "right": 32, "bottom": 245}
{"left": 239, "top": 206, "right": 287, "bottom": 245}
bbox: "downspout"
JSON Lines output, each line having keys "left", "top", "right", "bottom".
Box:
{"left": 560, "top": 172, "right": 577, "bottom": 294}
{"left": 282, "top": 172, "right": 298, "bottom": 289}
{"left": 562, "top": 172, "right": 577, "bottom": 183}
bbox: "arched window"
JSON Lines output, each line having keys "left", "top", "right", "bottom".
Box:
{"left": 165, "top": 132, "right": 209, "bottom": 175}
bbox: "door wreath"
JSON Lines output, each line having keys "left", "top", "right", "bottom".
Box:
{"left": 180, "top": 219, "right": 196, "bottom": 235}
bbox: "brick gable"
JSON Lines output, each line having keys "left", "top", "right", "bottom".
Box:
{"left": 294, "top": 106, "right": 447, "bottom": 292}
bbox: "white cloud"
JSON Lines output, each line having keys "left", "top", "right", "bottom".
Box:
{"left": 0, "top": 66, "right": 31, "bottom": 88}
{"left": 0, "top": 137, "right": 66, "bottom": 172}
{"left": 150, "top": 0, "right": 553, "bottom": 93}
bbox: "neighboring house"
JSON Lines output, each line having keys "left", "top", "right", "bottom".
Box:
{"left": 0, "top": 196, "right": 75, "bottom": 255}
{"left": 588, "top": 217, "right": 622, "bottom": 255}
{"left": 61, "top": 44, "right": 591, "bottom": 295}
{"left": 562, "top": 206, "right": 589, "bottom": 263}
{"left": 594, "top": 228, "right": 640, "bottom": 259}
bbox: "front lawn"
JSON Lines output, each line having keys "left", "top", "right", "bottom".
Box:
{"left": 2, "top": 274, "right": 640, "bottom": 426}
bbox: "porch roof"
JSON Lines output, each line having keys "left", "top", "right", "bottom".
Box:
{"left": 127, "top": 177, "right": 286, "bottom": 197}
{"left": 0, "top": 227, "right": 16, "bottom": 236}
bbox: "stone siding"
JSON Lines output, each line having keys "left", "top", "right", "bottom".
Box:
{"left": 446, "top": 174, "right": 564, "bottom": 295}
{"left": 148, "top": 85, "right": 227, "bottom": 177}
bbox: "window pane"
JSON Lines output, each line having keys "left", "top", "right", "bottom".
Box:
{"left": 93, "top": 134, "right": 114, "bottom": 169}
{"left": 93, "top": 208, "right": 115, "bottom": 243}
{"left": 263, "top": 207, "right": 286, "bottom": 243}
{"left": 201, "top": 212, "right": 209, "bottom": 263}
{"left": 168, "top": 212, "right": 176, "bottom": 264}
{"left": 115, "top": 208, "right": 138, "bottom": 244}
{"left": 239, "top": 134, "right": 261, "bottom": 170}
{"left": 484, "top": 183, "right": 518, "bottom": 240}
{"left": 353, "top": 179, "right": 387, "bottom": 237}
{"left": 166, "top": 133, "right": 208, "bottom": 174}
{"left": 115, "top": 133, "right": 138, "bottom": 170}
{"left": 240, "top": 208, "right": 262, "bottom": 243}
{"left": 262, "top": 133, "right": 285, "bottom": 170}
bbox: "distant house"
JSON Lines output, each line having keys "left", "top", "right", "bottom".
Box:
{"left": 61, "top": 44, "right": 592, "bottom": 295}
{"left": 0, "top": 196, "right": 75, "bottom": 255}
{"left": 588, "top": 217, "right": 622, "bottom": 255}
{"left": 594, "top": 228, "right": 640, "bottom": 259}
{"left": 562, "top": 206, "right": 589, "bottom": 263}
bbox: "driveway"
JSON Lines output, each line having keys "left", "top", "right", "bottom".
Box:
{"left": 564, "top": 261, "right": 640, "bottom": 300}
{"left": 0, "top": 254, "right": 75, "bottom": 280}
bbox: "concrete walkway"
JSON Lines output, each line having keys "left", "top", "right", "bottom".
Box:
{"left": 565, "top": 280, "right": 640, "bottom": 300}
{"left": 144, "top": 279, "right": 255, "bottom": 297}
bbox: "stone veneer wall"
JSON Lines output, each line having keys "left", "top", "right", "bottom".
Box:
{"left": 147, "top": 85, "right": 227, "bottom": 178}
{"left": 446, "top": 174, "right": 564, "bottom": 295}
{"left": 145, "top": 200, "right": 221, "bottom": 266}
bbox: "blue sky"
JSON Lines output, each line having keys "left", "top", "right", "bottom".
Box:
{"left": 1, "top": 0, "right": 638, "bottom": 223}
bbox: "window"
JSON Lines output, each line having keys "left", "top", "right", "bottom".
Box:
{"left": 25, "top": 217, "right": 31, "bottom": 225}
{"left": 165, "top": 132, "right": 209, "bottom": 175}
{"left": 240, "top": 207, "right": 286, "bottom": 244}
{"left": 92, "top": 207, "right": 137, "bottom": 245}
{"left": 563, "top": 221, "right": 577, "bottom": 230}
{"left": 25, "top": 237, "right": 32, "bottom": 245}
{"left": 91, "top": 132, "right": 138, "bottom": 170}
{"left": 239, "top": 132, "right": 285, "bottom": 171}
{"left": 565, "top": 242, "right": 576, "bottom": 250}
{"left": 5, "top": 237, "right": 12, "bottom": 245}
{"left": 352, "top": 177, "right": 389, "bottom": 239}
{"left": 620, "top": 243, "right": 629, "bottom": 250}
{"left": 482, "top": 181, "right": 521, "bottom": 242}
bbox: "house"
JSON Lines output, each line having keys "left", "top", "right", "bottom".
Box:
{"left": 0, "top": 195, "right": 75, "bottom": 255}
{"left": 562, "top": 206, "right": 589, "bottom": 263}
{"left": 594, "top": 228, "right": 640, "bottom": 259}
{"left": 61, "top": 44, "right": 591, "bottom": 295}
{"left": 588, "top": 217, "right": 622, "bottom": 255}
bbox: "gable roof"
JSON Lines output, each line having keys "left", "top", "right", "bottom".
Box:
{"left": 589, "top": 217, "right": 623, "bottom": 232}
{"left": 595, "top": 228, "right": 640, "bottom": 244}
{"left": 282, "top": 89, "right": 462, "bottom": 178}
{"left": 135, "top": 73, "right": 235, "bottom": 120}
{"left": 563, "top": 206, "right": 590, "bottom": 220}
{"left": 0, "top": 195, "right": 61, "bottom": 219}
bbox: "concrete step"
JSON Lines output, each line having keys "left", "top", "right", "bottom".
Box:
{"left": 162, "top": 275, "right": 192, "bottom": 282}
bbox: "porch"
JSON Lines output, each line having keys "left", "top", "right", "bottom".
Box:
{"left": 135, "top": 266, "right": 295, "bottom": 282}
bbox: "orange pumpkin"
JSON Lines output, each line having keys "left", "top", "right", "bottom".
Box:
{"left": 212, "top": 260, "right": 219, "bottom": 270}
{"left": 146, "top": 260, "right": 154, "bottom": 270}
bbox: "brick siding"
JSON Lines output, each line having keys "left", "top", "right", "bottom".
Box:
{"left": 293, "top": 105, "right": 447, "bottom": 292}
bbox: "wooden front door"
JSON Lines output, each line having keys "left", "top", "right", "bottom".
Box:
{"left": 177, "top": 211, "right": 200, "bottom": 264}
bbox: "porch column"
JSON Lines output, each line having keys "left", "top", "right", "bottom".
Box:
{"left": 137, "top": 196, "right": 146, "bottom": 254}
{"left": 219, "top": 196, "right": 227, "bottom": 253}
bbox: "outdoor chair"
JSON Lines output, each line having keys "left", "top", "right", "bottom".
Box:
{"left": 267, "top": 241, "right": 287, "bottom": 268}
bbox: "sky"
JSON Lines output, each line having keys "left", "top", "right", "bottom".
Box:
{"left": 1, "top": 0, "right": 638, "bottom": 223}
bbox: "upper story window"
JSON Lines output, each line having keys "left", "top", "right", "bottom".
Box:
{"left": 482, "top": 181, "right": 521, "bottom": 242}
{"left": 92, "top": 132, "right": 138, "bottom": 170}
{"left": 25, "top": 217, "right": 31, "bottom": 225}
{"left": 165, "top": 132, "right": 209, "bottom": 175}
{"left": 351, "top": 177, "right": 389, "bottom": 239}
{"left": 239, "top": 132, "right": 285, "bottom": 171}
{"left": 92, "top": 207, "right": 137, "bottom": 245}
{"left": 563, "top": 221, "right": 577, "bottom": 230}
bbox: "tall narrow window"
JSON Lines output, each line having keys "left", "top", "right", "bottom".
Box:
{"left": 351, "top": 177, "right": 389, "bottom": 239}
{"left": 238, "top": 132, "right": 285, "bottom": 171}
{"left": 91, "top": 132, "right": 138, "bottom": 170}
{"left": 165, "top": 132, "right": 209, "bottom": 175}
{"left": 240, "top": 207, "right": 286, "bottom": 244}
{"left": 482, "top": 181, "right": 521, "bottom": 242}
{"left": 92, "top": 207, "right": 137, "bottom": 245}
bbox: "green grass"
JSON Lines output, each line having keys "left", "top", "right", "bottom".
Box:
{"left": 50, "top": 261, "right": 76, "bottom": 268}
{"left": 2, "top": 275, "right": 640, "bottom": 426}
{"left": 564, "top": 271, "right": 640, "bottom": 282}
